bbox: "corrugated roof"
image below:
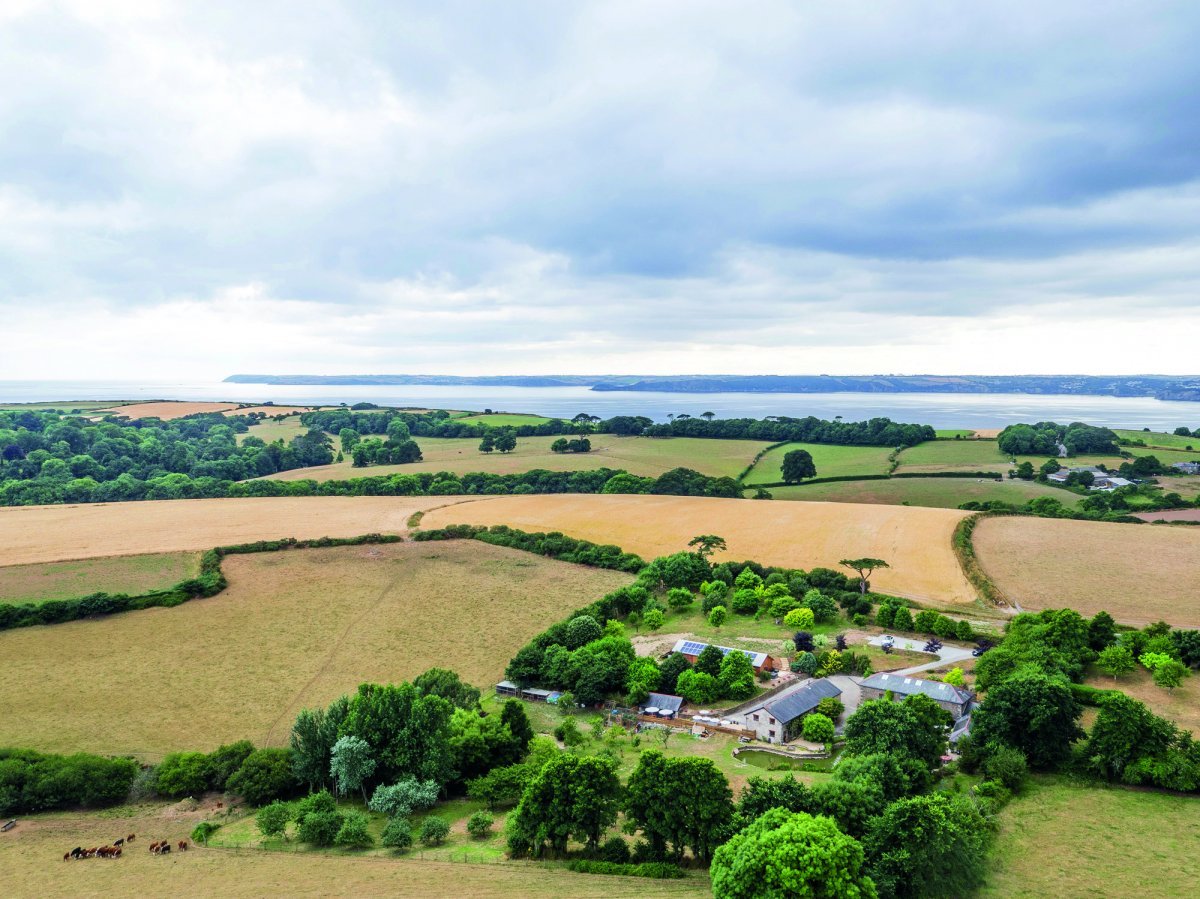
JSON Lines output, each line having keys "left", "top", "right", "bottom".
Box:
{"left": 762, "top": 679, "right": 842, "bottom": 724}
{"left": 643, "top": 692, "right": 684, "bottom": 714}
{"left": 670, "top": 639, "right": 768, "bottom": 668}
{"left": 860, "top": 672, "right": 973, "bottom": 704}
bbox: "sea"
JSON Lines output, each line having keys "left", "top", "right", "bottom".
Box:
{"left": 2, "top": 380, "right": 1200, "bottom": 431}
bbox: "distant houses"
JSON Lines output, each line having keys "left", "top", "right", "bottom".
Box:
{"left": 740, "top": 679, "right": 842, "bottom": 744}
{"left": 670, "top": 639, "right": 778, "bottom": 673}
{"left": 859, "top": 672, "right": 973, "bottom": 719}
{"left": 1172, "top": 461, "right": 1200, "bottom": 475}
{"left": 1045, "top": 466, "right": 1133, "bottom": 491}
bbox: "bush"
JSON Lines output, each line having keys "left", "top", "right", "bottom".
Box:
{"left": 801, "top": 713, "right": 835, "bottom": 744}
{"left": 565, "top": 860, "right": 686, "bottom": 878}
{"left": 597, "top": 835, "right": 632, "bottom": 863}
{"left": 815, "top": 697, "right": 844, "bottom": 720}
{"left": 783, "top": 607, "right": 815, "bottom": 629}
{"left": 298, "top": 810, "right": 344, "bottom": 847}
{"left": 226, "top": 748, "right": 299, "bottom": 805}
{"left": 190, "top": 821, "right": 220, "bottom": 845}
{"left": 255, "top": 801, "right": 291, "bottom": 839}
{"left": 0, "top": 749, "right": 140, "bottom": 815}
{"left": 154, "top": 751, "right": 211, "bottom": 798}
{"left": 982, "top": 744, "right": 1028, "bottom": 793}
{"left": 335, "top": 810, "right": 375, "bottom": 849}
{"left": 466, "top": 810, "right": 495, "bottom": 838}
{"left": 293, "top": 789, "right": 337, "bottom": 821}
{"left": 381, "top": 816, "right": 414, "bottom": 850}
{"left": 207, "top": 740, "right": 255, "bottom": 791}
{"left": 554, "top": 717, "right": 586, "bottom": 747}
{"left": 419, "top": 816, "right": 450, "bottom": 846}
{"left": 368, "top": 779, "right": 440, "bottom": 818}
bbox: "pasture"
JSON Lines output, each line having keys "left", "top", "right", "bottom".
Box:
{"left": 981, "top": 777, "right": 1200, "bottom": 898}
{"left": 265, "top": 434, "right": 769, "bottom": 482}
{"left": 972, "top": 515, "right": 1200, "bottom": 626}
{"left": 239, "top": 416, "right": 309, "bottom": 445}
{"left": 743, "top": 442, "right": 893, "bottom": 484}
{"left": 0, "top": 805, "right": 708, "bottom": 899}
{"left": 1114, "top": 428, "right": 1200, "bottom": 450}
{"left": 0, "top": 541, "right": 632, "bottom": 758}
{"left": 894, "top": 439, "right": 1006, "bottom": 474}
{"left": 0, "top": 552, "right": 199, "bottom": 604}
{"left": 758, "top": 477, "right": 1081, "bottom": 510}
{"left": 421, "top": 494, "right": 975, "bottom": 603}
{"left": 0, "top": 497, "right": 449, "bottom": 567}
{"left": 454, "top": 412, "right": 561, "bottom": 427}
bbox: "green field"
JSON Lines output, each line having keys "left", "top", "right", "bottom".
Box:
{"left": 238, "top": 415, "right": 309, "bottom": 444}
{"left": 934, "top": 429, "right": 977, "bottom": 438}
{"left": 267, "top": 434, "right": 770, "bottom": 482}
{"left": 0, "top": 552, "right": 200, "bottom": 604}
{"left": 758, "top": 477, "right": 1081, "bottom": 509}
{"left": 743, "top": 442, "right": 894, "bottom": 484}
{"left": 894, "top": 439, "right": 1007, "bottom": 473}
{"left": 0, "top": 401, "right": 120, "bottom": 411}
{"left": 981, "top": 777, "right": 1200, "bottom": 897}
{"left": 455, "top": 412, "right": 562, "bottom": 427}
{"left": 1115, "top": 428, "right": 1200, "bottom": 450}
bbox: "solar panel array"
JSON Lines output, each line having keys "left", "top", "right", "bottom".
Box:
{"left": 679, "top": 640, "right": 707, "bottom": 655}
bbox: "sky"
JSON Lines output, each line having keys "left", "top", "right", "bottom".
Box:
{"left": 2, "top": 0, "right": 1200, "bottom": 380}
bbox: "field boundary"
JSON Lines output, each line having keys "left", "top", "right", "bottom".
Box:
{"left": 733, "top": 440, "right": 790, "bottom": 483}
{"left": 751, "top": 471, "right": 1005, "bottom": 489}
{"left": 0, "top": 534, "right": 403, "bottom": 632}
{"left": 951, "top": 512, "right": 1022, "bottom": 608}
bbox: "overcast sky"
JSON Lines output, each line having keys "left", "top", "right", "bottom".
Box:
{"left": 3, "top": 1, "right": 1200, "bottom": 380}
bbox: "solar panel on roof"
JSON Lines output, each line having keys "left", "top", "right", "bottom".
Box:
{"left": 681, "top": 641, "right": 707, "bottom": 654}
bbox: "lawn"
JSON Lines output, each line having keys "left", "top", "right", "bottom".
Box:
{"left": 981, "top": 776, "right": 1200, "bottom": 897}
{"left": 894, "top": 439, "right": 1007, "bottom": 474}
{"left": 758, "top": 477, "right": 1082, "bottom": 510}
{"left": 0, "top": 552, "right": 200, "bottom": 604}
{"left": 1084, "top": 665, "right": 1200, "bottom": 735}
{"left": 973, "top": 515, "right": 1200, "bottom": 626}
{"left": 265, "top": 434, "right": 770, "bottom": 482}
{"left": 743, "top": 442, "right": 894, "bottom": 484}
{"left": 0, "top": 541, "right": 632, "bottom": 758}
{"left": 0, "top": 802, "right": 709, "bottom": 898}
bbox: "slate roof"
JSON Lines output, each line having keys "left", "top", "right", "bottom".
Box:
{"left": 761, "top": 679, "right": 843, "bottom": 725}
{"left": 860, "top": 672, "right": 973, "bottom": 705}
{"left": 642, "top": 692, "right": 684, "bottom": 714}
{"left": 671, "top": 639, "right": 769, "bottom": 669}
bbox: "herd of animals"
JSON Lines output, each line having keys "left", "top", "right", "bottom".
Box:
{"left": 62, "top": 834, "right": 187, "bottom": 860}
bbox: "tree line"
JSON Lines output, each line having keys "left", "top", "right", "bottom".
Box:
{"left": 601, "top": 414, "right": 935, "bottom": 446}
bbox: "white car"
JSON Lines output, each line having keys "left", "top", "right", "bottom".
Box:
{"left": 880, "top": 635, "right": 896, "bottom": 648}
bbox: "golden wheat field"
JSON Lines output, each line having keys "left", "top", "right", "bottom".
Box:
{"left": 0, "top": 806, "right": 708, "bottom": 899}
{"left": 0, "top": 541, "right": 631, "bottom": 758}
{"left": 0, "top": 497, "right": 455, "bottom": 566}
{"left": 96, "top": 401, "right": 244, "bottom": 419}
{"left": 421, "top": 494, "right": 974, "bottom": 603}
{"left": 973, "top": 515, "right": 1200, "bottom": 625}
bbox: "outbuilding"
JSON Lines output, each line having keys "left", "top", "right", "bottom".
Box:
{"left": 670, "top": 639, "right": 777, "bottom": 673}
{"left": 740, "top": 679, "right": 842, "bottom": 744}
{"left": 859, "top": 672, "right": 973, "bottom": 719}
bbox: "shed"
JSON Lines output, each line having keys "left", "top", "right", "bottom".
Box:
{"left": 641, "top": 692, "right": 684, "bottom": 716}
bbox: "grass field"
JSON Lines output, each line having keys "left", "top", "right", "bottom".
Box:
{"left": 0, "top": 804, "right": 709, "bottom": 898}
{"left": 1084, "top": 665, "right": 1200, "bottom": 735}
{"left": 894, "top": 439, "right": 1006, "bottom": 473}
{"left": 238, "top": 416, "right": 309, "bottom": 445}
{"left": 973, "top": 515, "right": 1200, "bottom": 626}
{"left": 743, "top": 442, "right": 893, "bottom": 484}
{"left": 0, "top": 400, "right": 119, "bottom": 411}
{"left": 934, "top": 429, "right": 976, "bottom": 438}
{"left": 265, "top": 435, "right": 770, "bottom": 482}
{"left": 0, "top": 541, "right": 632, "bottom": 758}
{"left": 421, "top": 494, "right": 975, "bottom": 603}
{"left": 455, "top": 412, "right": 561, "bottom": 427}
{"left": 0, "top": 552, "right": 199, "bottom": 604}
{"left": 759, "top": 477, "right": 1081, "bottom": 510}
{"left": 0, "top": 497, "right": 453, "bottom": 567}
{"left": 981, "top": 776, "right": 1200, "bottom": 897}
{"left": 1114, "top": 428, "right": 1200, "bottom": 450}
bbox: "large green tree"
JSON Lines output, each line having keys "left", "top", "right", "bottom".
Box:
{"left": 507, "top": 755, "right": 621, "bottom": 857}
{"left": 339, "top": 682, "right": 454, "bottom": 786}
{"left": 781, "top": 449, "right": 818, "bottom": 483}
{"left": 624, "top": 751, "right": 734, "bottom": 862}
{"left": 711, "top": 808, "right": 877, "bottom": 899}
{"left": 843, "top": 695, "right": 951, "bottom": 770}
{"left": 839, "top": 558, "right": 890, "bottom": 594}
{"left": 969, "top": 669, "right": 1083, "bottom": 769}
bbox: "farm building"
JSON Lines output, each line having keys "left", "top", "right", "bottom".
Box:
{"left": 670, "top": 639, "right": 778, "bottom": 673}
{"left": 1171, "top": 461, "right": 1200, "bottom": 474}
{"left": 494, "top": 681, "right": 556, "bottom": 703}
{"left": 640, "top": 692, "right": 684, "bottom": 718}
{"left": 860, "top": 672, "right": 973, "bottom": 719}
{"left": 740, "top": 679, "right": 842, "bottom": 744}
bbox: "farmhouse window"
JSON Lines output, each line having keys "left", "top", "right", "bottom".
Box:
{"left": 769, "top": 731, "right": 775, "bottom": 739}
{"left": 752, "top": 714, "right": 759, "bottom": 721}
{"left": 769, "top": 717, "right": 775, "bottom": 724}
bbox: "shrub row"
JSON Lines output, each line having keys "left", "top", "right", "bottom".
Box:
{"left": 951, "top": 512, "right": 1017, "bottom": 607}
{"left": 0, "top": 534, "right": 403, "bottom": 632}
{"left": 0, "top": 748, "right": 140, "bottom": 815}
{"left": 565, "top": 860, "right": 686, "bottom": 879}
{"left": 413, "top": 524, "right": 644, "bottom": 573}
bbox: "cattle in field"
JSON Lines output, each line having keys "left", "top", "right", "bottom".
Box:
{"left": 127, "top": 833, "right": 136, "bottom": 842}
{"left": 114, "top": 837, "right": 124, "bottom": 846}
{"left": 178, "top": 840, "right": 188, "bottom": 851}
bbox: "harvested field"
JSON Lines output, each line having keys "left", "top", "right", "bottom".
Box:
{"left": 760, "top": 477, "right": 1080, "bottom": 510}
{"left": 0, "top": 804, "right": 708, "bottom": 899}
{"left": 265, "top": 435, "right": 768, "bottom": 482}
{"left": 0, "top": 552, "right": 199, "bottom": 604}
{"left": 98, "top": 401, "right": 242, "bottom": 419}
{"left": 971, "top": 428, "right": 1002, "bottom": 438}
{"left": 224, "top": 405, "right": 313, "bottom": 417}
{"left": 743, "top": 442, "right": 893, "bottom": 484}
{"left": 1084, "top": 666, "right": 1200, "bottom": 735}
{"left": 973, "top": 515, "right": 1200, "bottom": 626}
{"left": 422, "top": 494, "right": 974, "bottom": 603}
{"left": 0, "top": 541, "right": 631, "bottom": 757}
{"left": 981, "top": 776, "right": 1200, "bottom": 898}
{"left": 1134, "top": 509, "right": 1200, "bottom": 522}
{"left": 0, "top": 497, "right": 450, "bottom": 567}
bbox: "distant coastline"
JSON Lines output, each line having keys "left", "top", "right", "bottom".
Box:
{"left": 225, "top": 373, "right": 1200, "bottom": 402}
